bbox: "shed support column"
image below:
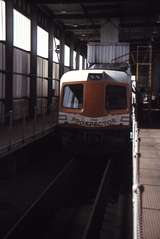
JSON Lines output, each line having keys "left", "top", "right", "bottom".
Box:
{"left": 48, "top": 23, "right": 53, "bottom": 112}
{"left": 76, "top": 50, "right": 80, "bottom": 70}
{"left": 82, "top": 56, "right": 85, "bottom": 69}
{"left": 59, "top": 31, "right": 64, "bottom": 78}
{"left": 70, "top": 35, "right": 74, "bottom": 70}
{"left": 30, "top": 5, "right": 37, "bottom": 118}
{"left": 5, "top": 0, "right": 13, "bottom": 117}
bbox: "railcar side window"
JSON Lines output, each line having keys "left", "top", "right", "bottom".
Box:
{"left": 106, "top": 85, "right": 127, "bottom": 110}
{"left": 62, "top": 84, "right": 83, "bottom": 109}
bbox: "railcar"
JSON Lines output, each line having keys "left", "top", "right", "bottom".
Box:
{"left": 58, "top": 68, "right": 131, "bottom": 154}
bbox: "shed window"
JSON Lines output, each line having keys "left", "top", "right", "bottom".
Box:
{"left": 106, "top": 85, "right": 127, "bottom": 110}
{"left": 37, "top": 26, "right": 48, "bottom": 58}
{"left": 0, "top": 0, "right": 5, "bottom": 41}
{"left": 63, "top": 84, "right": 83, "bottom": 109}
{"left": 64, "top": 45, "right": 70, "bottom": 67}
{"left": 73, "top": 51, "right": 76, "bottom": 69}
{"left": 79, "top": 55, "right": 83, "bottom": 70}
{"left": 13, "top": 9, "right": 31, "bottom": 51}
{"left": 53, "top": 37, "right": 60, "bottom": 63}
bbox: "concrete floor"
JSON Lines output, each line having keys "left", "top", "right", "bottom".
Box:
{"left": 140, "top": 129, "right": 160, "bottom": 239}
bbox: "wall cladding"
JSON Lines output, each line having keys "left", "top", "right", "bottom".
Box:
{"left": 0, "top": 42, "right": 5, "bottom": 122}
{"left": 0, "top": 73, "right": 5, "bottom": 99}
{"left": 52, "top": 79, "right": 59, "bottom": 96}
{"left": 13, "top": 75, "right": 30, "bottom": 98}
{"left": 37, "top": 57, "right": 48, "bottom": 78}
{"left": 0, "top": 101, "right": 5, "bottom": 123}
{"left": 64, "top": 66, "right": 70, "bottom": 73}
{"left": 13, "top": 48, "right": 30, "bottom": 98}
{"left": 0, "top": 42, "right": 5, "bottom": 71}
{"left": 51, "top": 96, "right": 58, "bottom": 113}
{"left": 37, "top": 57, "right": 48, "bottom": 97}
{"left": 37, "top": 78, "right": 48, "bottom": 97}
{"left": 13, "top": 98, "right": 29, "bottom": 120}
{"left": 13, "top": 48, "right": 30, "bottom": 74}
{"left": 52, "top": 62, "right": 59, "bottom": 80}
{"left": 37, "top": 98, "right": 47, "bottom": 114}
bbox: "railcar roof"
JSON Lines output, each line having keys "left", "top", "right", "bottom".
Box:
{"left": 60, "top": 69, "right": 130, "bottom": 84}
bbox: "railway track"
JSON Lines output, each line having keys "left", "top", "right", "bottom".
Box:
{"left": 2, "top": 158, "right": 80, "bottom": 239}
{"left": 3, "top": 152, "right": 132, "bottom": 239}
{"left": 82, "top": 157, "right": 132, "bottom": 239}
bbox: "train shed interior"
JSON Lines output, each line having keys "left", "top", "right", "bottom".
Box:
{"left": 1, "top": 0, "right": 160, "bottom": 239}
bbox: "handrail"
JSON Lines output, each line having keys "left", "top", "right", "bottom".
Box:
{"left": 132, "top": 76, "right": 144, "bottom": 239}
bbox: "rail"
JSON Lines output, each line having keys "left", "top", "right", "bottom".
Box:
{"left": 82, "top": 160, "right": 112, "bottom": 239}
{"left": 2, "top": 158, "right": 77, "bottom": 239}
{"left": 132, "top": 77, "right": 144, "bottom": 239}
{"left": 2, "top": 152, "right": 131, "bottom": 238}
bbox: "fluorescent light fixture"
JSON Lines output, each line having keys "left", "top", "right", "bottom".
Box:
{"left": 156, "top": 15, "right": 160, "bottom": 23}
{"left": 60, "top": 10, "right": 67, "bottom": 14}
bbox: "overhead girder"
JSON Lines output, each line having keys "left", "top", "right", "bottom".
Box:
{"left": 34, "top": 0, "right": 160, "bottom": 44}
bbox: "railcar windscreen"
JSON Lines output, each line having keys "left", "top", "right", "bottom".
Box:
{"left": 106, "top": 85, "right": 127, "bottom": 110}
{"left": 88, "top": 73, "right": 103, "bottom": 80}
{"left": 62, "top": 84, "right": 83, "bottom": 109}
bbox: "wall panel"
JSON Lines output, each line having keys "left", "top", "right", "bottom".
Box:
{"left": 13, "top": 99, "right": 29, "bottom": 120}
{"left": 0, "top": 73, "right": 5, "bottom": 99}
{"left": 37, "top": 78, "right": 48, "bottom": 97}
{"left": 52, "top": 62, "right": 59, "bottom": 80}
{"left": 64, "top": 66, "right": 70, "bottom": 73}
{"left": 37, "top": 57, "right": 48, "bottom": 77}
{"left": 37, "top": 98, "right": 48, "bottom": 114}
{"left": 13, "top": 75, "right": 30, "bottom": 98}
{"left": 0, "top": 101, "right": 5, "bottom": 123}
{"left": 52, "top": 79, "right": 59, "bottom": 96}
{"left": 0, "top": 42, "right": 5, "bottom": 70}
{"left": 13, "top": 48, "right": 30, "bottom": 74}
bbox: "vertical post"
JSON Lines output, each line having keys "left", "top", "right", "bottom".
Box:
{"left": 22, "top": 108, "right": 26, "bottom": 142}
{"left": 5, "top": 0, "right": 13, "bottom": 118}
{"left": 33, "top": 105, "right": 37, "bottom": 136}
{"left": 9, "top": 110, "right": 13, "bottom": 147}
{"left": 76, "top": 50, "right": 80, "bottom": 70}
{"left": 70, "top": 34, "right": 74, "bottom": 70}
{"left": 48, "top": 21, "right": 53, "bottom": 113}
{"left": 82, "top": 56, "right": 85, "bottom": 69}
{"left": 149, "top": 45, "right": 152, "bottom": 93}
{"left": 59, "top": 29, "right": 64, "bottom": 78}
{"left": 42, "top": 105, "right": 45, "bottom": 133}
{"left": 30, "top": 4, "right": 37, "bottom": 118}
{"left": 136, "top": 63, "right": 139, "bottom": 86}
{"left": 148, "top": 46, "right": 152, "bottom": 124}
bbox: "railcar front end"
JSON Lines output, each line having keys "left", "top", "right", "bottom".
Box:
{"left": 58, "top": 70, "right": 131, "bottom": 154}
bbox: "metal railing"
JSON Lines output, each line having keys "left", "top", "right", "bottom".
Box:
{"left": 0, "top": 104, "right": 58, "bottom": 157}
{"left": 132, "top": 77, "right": 144, "bottom": 239}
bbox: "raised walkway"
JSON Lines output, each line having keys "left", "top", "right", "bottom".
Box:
{"left": 140, "top": 129, "right": 160, "bottom": 239}
{"left": 0, "top": 111, "right": 57, "bottom": 158}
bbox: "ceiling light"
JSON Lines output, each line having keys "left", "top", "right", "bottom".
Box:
{"left": 60, "top": 10, "right": 67, "bottom": 14}
{"left": 153, "top": 30, "right": 158, "bottom": 34}
{"left": 156, "top": 15, "right": 160, "bottom": 23}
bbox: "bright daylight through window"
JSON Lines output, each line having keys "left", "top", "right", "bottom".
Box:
{"left": 13, "top": 9, "right": 31, "bottom": 51}
{"left": 0, "top": 0, "right": 5, "bottom": 41}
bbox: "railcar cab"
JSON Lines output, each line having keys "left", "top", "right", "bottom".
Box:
{"left": 58, "top": 69, "right": 131, "bottom": 154}
{"left": 59, "top": 70, "right": 130, "bottom": 120}
{"left": 61, "top": 82, "right": 128, "bottom": 112}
